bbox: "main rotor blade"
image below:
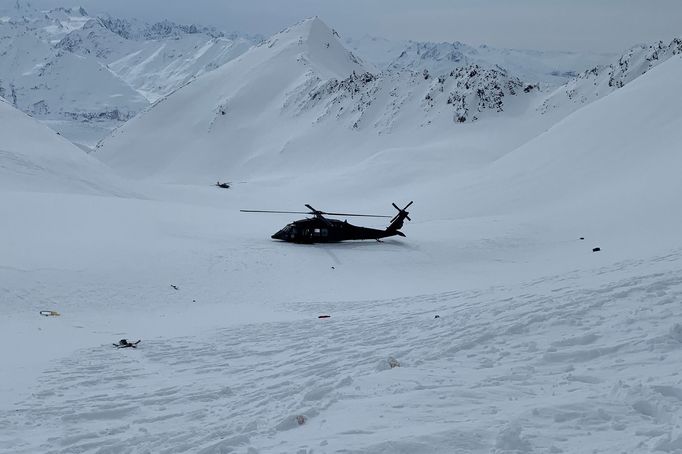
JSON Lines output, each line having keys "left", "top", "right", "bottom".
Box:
{"left": 322, "top": 212, "right": 391, "bottom": 218}
{"left": 240, "top": 209, "right": 313, "bottom": 215}
{"left": 241, "top": 209, "right": 390, "bottom": 218}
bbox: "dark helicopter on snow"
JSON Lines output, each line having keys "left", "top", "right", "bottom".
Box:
{"left": 241, "top": 202, "right": 413, "bottom": 243}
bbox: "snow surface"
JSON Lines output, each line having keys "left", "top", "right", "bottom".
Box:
{"left": 2, "top": 13, "right": 682, "bottom": 454}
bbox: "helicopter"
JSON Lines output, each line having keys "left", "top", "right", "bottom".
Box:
{"left": 241, "top": 201, "right": 413, "bottom": 243}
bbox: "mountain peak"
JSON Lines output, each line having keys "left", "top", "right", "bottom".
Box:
{"left": 261, "top": 16, "right": 366, "bottom": 79}
{"left": 266, "top": 16, "right": 338, "bottom": 47}
{"left": 301, "top": 16, "right": 334, "bottom": 38}
{"left": 281, "top": 16, "right": 328, "bottom": 36}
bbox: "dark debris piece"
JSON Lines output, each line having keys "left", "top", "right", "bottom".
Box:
{"left": 114, "top": 339, "right": 141, "bottom": 348}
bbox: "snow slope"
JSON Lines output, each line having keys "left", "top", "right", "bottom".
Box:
{"left": 107, "top": 36, "right": 253, "bottom": 102}
{"left": 477, "top": 53, "right": 682, "bottom": 230}
{"left": 0, "top": 96, "right": 129, "bottom": 195}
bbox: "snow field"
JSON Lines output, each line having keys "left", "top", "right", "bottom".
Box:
{"left": 2, "top": 239, "right": 682, "bottom": 453}
{"left": 1, "top": 153, "right": 681, "bottom": 454}
{"left": 2, "top": 10, "right": 682, "bottom": 454}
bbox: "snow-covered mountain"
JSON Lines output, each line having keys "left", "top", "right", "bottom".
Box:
{"left": 95, "top": 18, "right": 374, "bottom": 179}
{"left": 0, "top": 9, "right": 148, "bottom": 147}
{"left": 0, "top": 2, "right": 91, "bottom": 42}
{"left": 95, "top": 14, "right": 682, "bottom": 192}
{"left": 347, "top": 36, "right": 614, "bottom": 86}
{"left": 0, "top": 4, "right": 258, "bottom": 146}
{"left": 96, "top": 18, "right": 549, "bottom": 183}
{"left": 540, "top": 37, "right": 682, "bottom": 115}
{"left": 55, "top": 15, "right": 258, "bottom": 102}
{"left": 0, "top": 20, "right": 148, "bottom": 120}
{"left": 287, "top": 63, "right": 537, "bottom": 129}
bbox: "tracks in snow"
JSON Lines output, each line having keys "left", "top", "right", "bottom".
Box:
{"left": 3, "top": 253, "right": 682, "bottom": 453}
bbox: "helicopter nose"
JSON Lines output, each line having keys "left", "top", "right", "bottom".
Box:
{"left": 271, "top": 231, "right": 284, "bottom": 240}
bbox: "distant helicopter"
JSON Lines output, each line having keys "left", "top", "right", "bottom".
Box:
{"left": 241, "top": 202, "right": 413, "bottom": 243}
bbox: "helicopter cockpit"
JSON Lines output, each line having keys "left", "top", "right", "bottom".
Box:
{"left": 271, "top": 223, "right": 297, "bottom": 241}
{"left": 271, "top": 223, "right": 331, "bottom": 242}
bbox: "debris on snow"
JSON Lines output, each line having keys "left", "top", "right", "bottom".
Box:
{"left": 39, "top": 310, "right": 60, "bottom": 317}
{"left": 114, "top": 339, "right": 141, "bottom": 348}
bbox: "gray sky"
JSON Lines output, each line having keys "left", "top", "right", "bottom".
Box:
{"left": 27, "top": 0, "right": 682, "bottom": 52}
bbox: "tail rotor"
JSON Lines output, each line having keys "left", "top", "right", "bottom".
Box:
{"left": 391, "top": 201, "right": 412, "bottom": 223}
{"left": 386, "top": 201, "right": 413, "bottom": 235}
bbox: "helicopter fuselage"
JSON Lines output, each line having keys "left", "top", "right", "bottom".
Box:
{"left": 242, "top": 201, "right": 412, "bottom": 244}
{"left": 271, "top": 217, "right": 404, "bottom": 243}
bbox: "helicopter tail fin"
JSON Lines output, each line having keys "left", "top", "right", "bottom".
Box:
{"left": 386, "top": 201, "right": 412, "bottom": 235}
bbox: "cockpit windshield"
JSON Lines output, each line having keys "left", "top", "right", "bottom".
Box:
{"left": 272, "top": 223, "right": 297, "bottom": 240}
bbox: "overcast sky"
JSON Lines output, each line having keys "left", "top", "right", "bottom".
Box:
{"left": 27, "top": 0, "right": 682, "bottom": 53}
